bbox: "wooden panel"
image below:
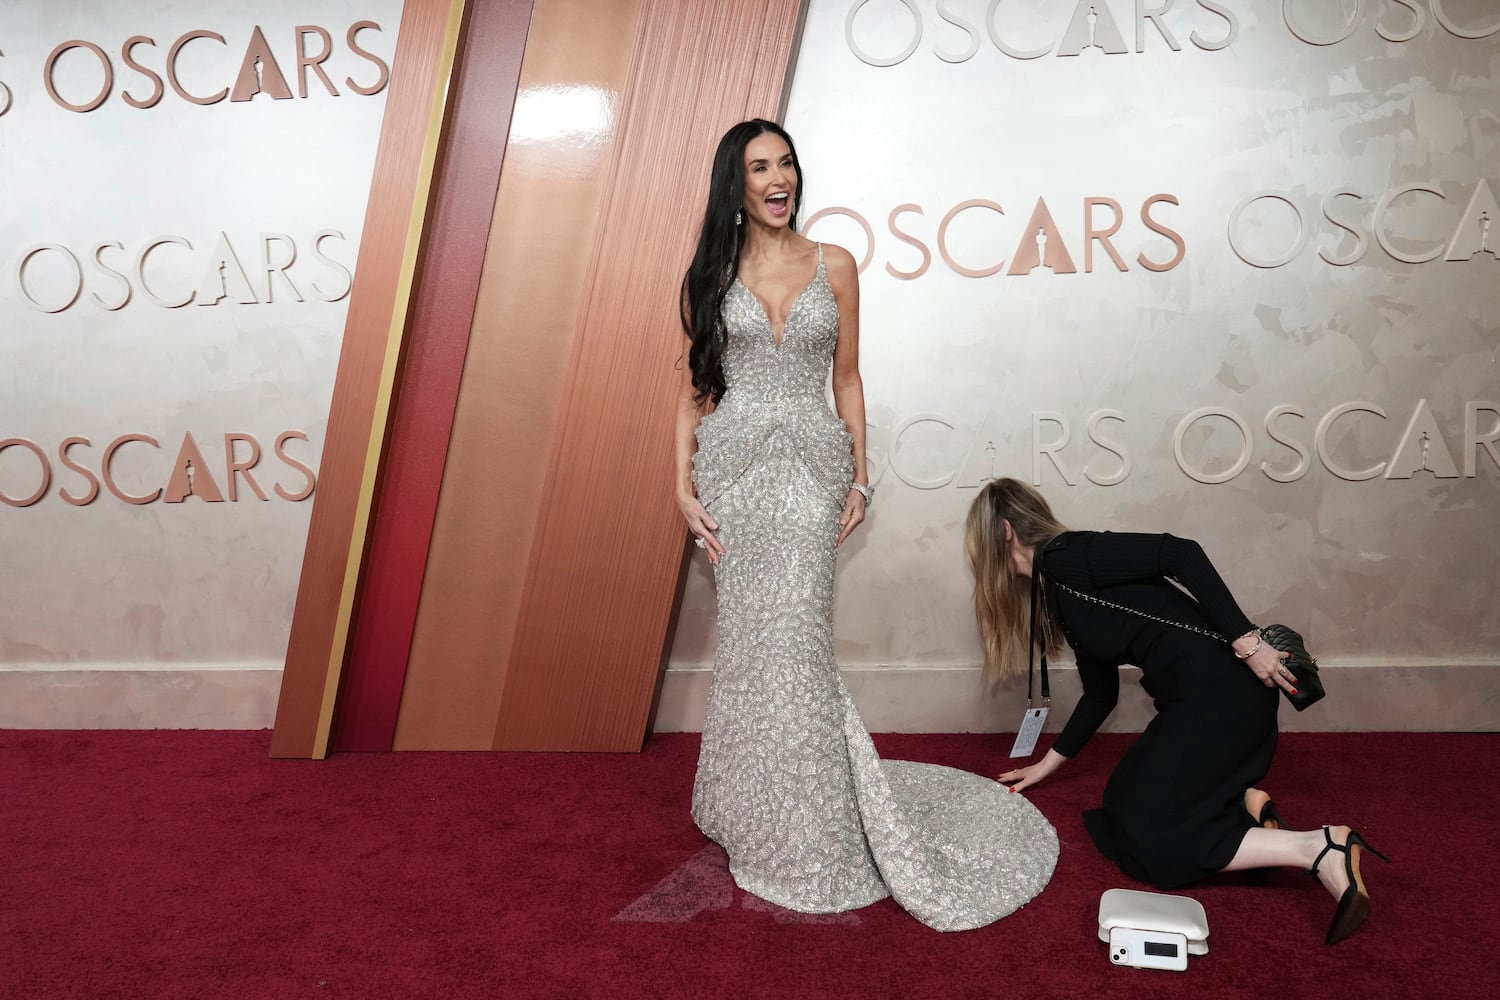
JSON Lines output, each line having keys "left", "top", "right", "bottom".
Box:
{"left": 269, "top": 0, "right": 469, "bottom": 759}
{"left": 393, "top": 0, "right": 649, "bottom": 749}
{"left": 493, "top": 0, "right": 810, "bottom": 750}
{"left": 333, "top": 0, "right": 535, "bottom": 753}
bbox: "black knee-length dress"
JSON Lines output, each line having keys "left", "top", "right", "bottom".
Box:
{"left": 1039, "top": 530, "right": 1280, "bottom": 889}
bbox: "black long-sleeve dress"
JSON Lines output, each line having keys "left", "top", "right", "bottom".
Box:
{"left": 1039, "top": 530, "right": 1279, "bottom": 889}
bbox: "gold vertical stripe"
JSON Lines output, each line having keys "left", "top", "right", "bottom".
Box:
{"left": 310, "top": 0, "right": 471, "bottom": 759}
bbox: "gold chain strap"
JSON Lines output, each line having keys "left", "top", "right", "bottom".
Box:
{"left": 1048, "top": 578, "right": 1227, "bottom": 644}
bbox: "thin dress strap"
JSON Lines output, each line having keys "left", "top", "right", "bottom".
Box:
{"left": 816, "top": 242, "right": 824, "bottom": 268}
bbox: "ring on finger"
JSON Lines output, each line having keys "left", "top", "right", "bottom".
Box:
{"left": 694, "top": 537, "right": 706, "bottom": 549}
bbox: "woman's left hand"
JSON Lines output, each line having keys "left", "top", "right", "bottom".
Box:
{"left": 837, "top": 490, "right": 866, "bottom": 545}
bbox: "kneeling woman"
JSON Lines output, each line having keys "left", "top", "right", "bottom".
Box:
{"left": 965, "top": 478, "right": 1387, "bottom": 945}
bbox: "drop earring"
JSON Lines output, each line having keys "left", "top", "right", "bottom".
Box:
{"left": 735, "top": 209, "right": 743, "bottom": 226}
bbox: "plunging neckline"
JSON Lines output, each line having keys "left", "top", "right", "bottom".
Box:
{"left": 735, "top": 252, "right": 822, "bottom": 349}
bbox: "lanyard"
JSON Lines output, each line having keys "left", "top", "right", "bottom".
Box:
{"left": 1027, "top": 568, "right": 1050, "bottom": 708}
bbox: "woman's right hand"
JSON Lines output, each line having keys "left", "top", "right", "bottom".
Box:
{"left": 1244, "top": 642, "right": 1294, "bottom": 694}
{"left": 678, "top": 494, "right": 725, "bottom": 566}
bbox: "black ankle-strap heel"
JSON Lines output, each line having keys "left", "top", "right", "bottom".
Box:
{"left": 1308, "top": 826, "right": 1390, "bottom": 945}
{"left": 1244, "top": 788, "right": 1288, "bottom": 830}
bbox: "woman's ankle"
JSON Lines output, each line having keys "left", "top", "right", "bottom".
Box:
{"left": 1309, "top": 826, "right": 1353, "bottom": 896}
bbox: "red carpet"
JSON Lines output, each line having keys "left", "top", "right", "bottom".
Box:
{"left": 3, "top": 730, "right": 1495, "bottom": 999}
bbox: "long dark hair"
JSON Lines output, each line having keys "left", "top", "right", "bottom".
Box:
{"left": 680, "top": 119, "right": 803, "bottom": 405}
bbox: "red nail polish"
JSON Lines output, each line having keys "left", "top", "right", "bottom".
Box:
{"left": 1290, "top": 688, "right": 1298, "bottom": 695}
{"left": 1008, "top": 786, "right": 1015, "bottom": 793}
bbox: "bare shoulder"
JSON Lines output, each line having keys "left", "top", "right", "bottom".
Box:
{"left": 819, "top": 242, "right": 860, "bottom": 293}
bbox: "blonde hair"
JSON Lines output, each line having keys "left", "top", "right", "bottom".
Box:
{"left": 964, "top": 478, "right": 1068, "bottom": 686}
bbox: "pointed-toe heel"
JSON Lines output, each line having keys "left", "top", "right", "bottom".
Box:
{"left": 1308, "top": 826, "right": 1390, "bottom": 946}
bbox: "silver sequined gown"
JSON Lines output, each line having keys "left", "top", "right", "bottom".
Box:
{"left": 689, "top": 244, "right": 1058, "bottom": 932}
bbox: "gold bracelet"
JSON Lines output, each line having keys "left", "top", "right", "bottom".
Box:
{"left": 1232, "top": 628, "right": 1263, "bottom": 659}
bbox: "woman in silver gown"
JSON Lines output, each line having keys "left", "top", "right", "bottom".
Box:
{"left": 672, "top": 120, "right": 1057, "bottom": 932}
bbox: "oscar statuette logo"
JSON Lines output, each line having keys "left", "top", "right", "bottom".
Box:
{"left": 41, "top": 21, "right": 389, "bottom": 113}
{"left": 0, "top": 431, "right": 317, "bottom": 508}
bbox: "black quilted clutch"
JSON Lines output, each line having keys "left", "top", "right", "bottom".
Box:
{"left": 1260, "top": 624, "right": 1325, "bottom": 711}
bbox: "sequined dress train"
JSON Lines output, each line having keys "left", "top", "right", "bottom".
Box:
{"left": 689, "top": 244, "right": 1057, "bottom": 932}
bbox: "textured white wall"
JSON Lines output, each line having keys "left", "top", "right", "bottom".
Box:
{"left": 0, "top": 1, "right": 403, "bottom": 679}
{"left": 667, "top": 0, "right": 1500, "bottom": 706}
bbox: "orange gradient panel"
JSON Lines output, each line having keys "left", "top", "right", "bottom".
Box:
{"left": 395, "top": 0, "right": 650, "bottom": 749}
{"left": 396, "top": 0, "right": 809, "bottom": 750}
{"left": 492, "top": 0, "right": 809, "bottom": 750}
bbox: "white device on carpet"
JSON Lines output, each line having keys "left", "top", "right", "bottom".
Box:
{"left": 1097, "top": 888, "right": 1209, "bottom": 972}
{"left": 1108, "top": 927, "right": 1189, "bottom": 972}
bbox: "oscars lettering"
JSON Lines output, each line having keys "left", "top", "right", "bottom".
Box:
{"left": 40, "top": 21, "right": 389, "bottom": 113}
{"left": 856, "top": 401, "right": 1500, "bottom": 490}
{"left": 804, "top": 193, "right": 1186, "bottom": 279}
{"left": 843, "top": 0, "right": 1238, "bottom": 66}
{"left": 11, "top": 230, "right": 353, "bottom": 313}
{"left": 0, "top": 47, "right": 12, "bottom": 117}
{"left": 0, "top": 431, "right": 318, "bottom": 508}
{"left": 1281, "top": 0, "right": 1500, "bottom": 45}
{"left": 1229, "top": 181, "right": 1500, "bottom": 268}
